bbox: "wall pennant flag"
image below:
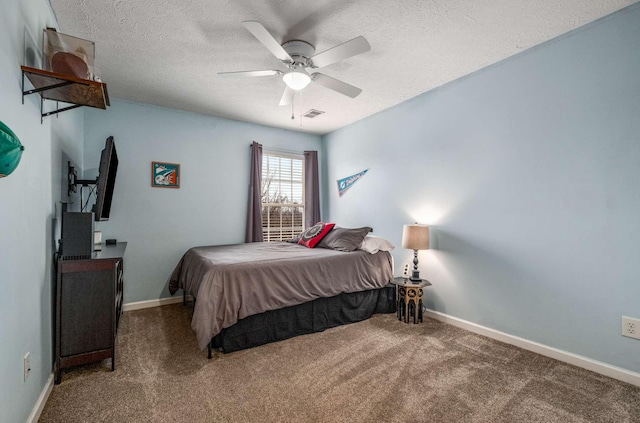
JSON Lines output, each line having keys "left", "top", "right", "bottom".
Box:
{"left": 0, "top": 121, "right": 25, "bottom": 178}
{"left": 337, "top": 169, "right": 368, "bottom": 197}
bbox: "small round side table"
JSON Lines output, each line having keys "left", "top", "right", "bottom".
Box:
{"left": 391, "top": 277, "right": 432, "bottom": 324}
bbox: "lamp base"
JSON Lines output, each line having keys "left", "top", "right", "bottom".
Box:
{"left": 409, "top": 269, "right": 421, "bottom": 282}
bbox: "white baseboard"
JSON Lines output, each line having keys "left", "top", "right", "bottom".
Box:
{"left": 122, "top": 295, "right": 192, "bottom": 312}
{"left": 425, "top": 309, "right": 640, "bottom": 388}
{"left": 27, "top": 373, "right": 53, "bottom": 423}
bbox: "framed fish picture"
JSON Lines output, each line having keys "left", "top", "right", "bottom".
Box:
{"left": 152, "top": 161, "right": 180, "bottom": 188}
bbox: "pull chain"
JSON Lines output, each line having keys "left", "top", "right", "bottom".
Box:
{"left": 288, "top": 90, "right": 304, "bottom": 130}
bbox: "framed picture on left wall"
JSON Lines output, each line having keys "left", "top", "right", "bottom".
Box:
{"left": 152, "top": 161, "right": 180, "bottom": 188}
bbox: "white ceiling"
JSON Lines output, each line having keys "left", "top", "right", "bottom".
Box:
{"left": 49, "top": 0, "right": 635, "bottom": 135}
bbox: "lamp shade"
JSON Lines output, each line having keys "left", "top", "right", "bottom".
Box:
{"left": 402, "top": 224, "right": 429, "bottom": 250}
{"left": 283, "top": 70, "right": 311, "bottom": 90}
{"left": 0, "top": 121, "right": 24, "bottom": 178}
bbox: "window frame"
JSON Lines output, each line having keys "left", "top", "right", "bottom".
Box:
{"left": 261, "top": 150, "right": 305, "bottom": 242}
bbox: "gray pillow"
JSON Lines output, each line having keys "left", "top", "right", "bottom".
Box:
{"left": 285, "top": 234, "right": 301, "bottom": 243}
{"left": 317, "top": 226, "right": 373, "bottom": 251}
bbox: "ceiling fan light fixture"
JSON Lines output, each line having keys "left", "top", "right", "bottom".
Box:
{"left": 283, "top": 70, "right": 311, "bottom": 90}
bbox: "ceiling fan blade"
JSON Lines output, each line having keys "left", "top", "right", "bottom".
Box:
{"left": 242, "top": 21, "right": 292, "bottom": 62}
{"left": 218, "top": 70, "right": 282, "bottom": 77}
{"left": 279, "top": 86, "right": 294, "bottom": 106}
{"left": 311, "top": 73, "right": 362, "bottom": 98}
{"left": 310, "top": 36, "right": 370, "bottom": 68}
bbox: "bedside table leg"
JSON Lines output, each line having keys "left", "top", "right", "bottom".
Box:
{"left": 418, "top": 298, "right": 423, "bottom": 323}
{"left": 404, "top": 299, "right": 409, "bottom": 323}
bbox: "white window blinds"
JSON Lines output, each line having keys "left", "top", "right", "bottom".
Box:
{"left": 261, "top": 152, "right": 305, "bottom": 242}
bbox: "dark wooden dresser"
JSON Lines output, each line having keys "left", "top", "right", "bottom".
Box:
{"left": 55, "top": 242, "right": 126, "bottom": 384}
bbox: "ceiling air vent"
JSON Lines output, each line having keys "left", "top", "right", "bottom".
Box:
{"left": 302, "top": 109, "right": 325, "bottom": 119}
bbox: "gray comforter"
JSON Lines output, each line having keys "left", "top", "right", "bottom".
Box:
{"left": 169, "top": 242, "right": 393, "bottom": 350}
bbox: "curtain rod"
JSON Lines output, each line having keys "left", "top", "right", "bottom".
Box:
{"left": 249, "top": 143, "right": 309, "bottom": 155}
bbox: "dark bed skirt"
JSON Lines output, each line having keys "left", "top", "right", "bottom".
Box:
{"left": 211, "top": 284, "right": 396, "bottom": 353}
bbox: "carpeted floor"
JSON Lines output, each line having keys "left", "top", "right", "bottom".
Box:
{"left": 40, "top": 304, "right": 640, "bottom": 422}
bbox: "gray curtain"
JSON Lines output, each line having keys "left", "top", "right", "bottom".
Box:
{"left": 304, "top": 150, "right": 321, "bottom": 227}
{"left": 246, "top": 142, "right": 263, "bottom": 242}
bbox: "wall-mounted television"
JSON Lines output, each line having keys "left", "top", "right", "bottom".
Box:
{"left": 92, "top": 136, "right": 118, "bottom": 221}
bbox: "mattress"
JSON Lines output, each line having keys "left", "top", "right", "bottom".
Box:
{"left": 169, "top": 242, "right": 393, "bottom": 350}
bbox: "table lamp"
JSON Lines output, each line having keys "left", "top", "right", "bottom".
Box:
{"left": 402, "top": 223, "right": 430, "bottom": 281}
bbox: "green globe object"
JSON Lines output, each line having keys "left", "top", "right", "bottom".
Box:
{"left": 0, "top": 120, "right": 25, "bottom": 178}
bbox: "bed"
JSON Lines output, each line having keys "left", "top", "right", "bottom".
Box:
{"left": 169, "top": 240, "right": 395, "bottom": 354}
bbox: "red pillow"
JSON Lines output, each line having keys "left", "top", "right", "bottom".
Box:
{"left": 298, "top": 222, "right": 335, "bottom": 248}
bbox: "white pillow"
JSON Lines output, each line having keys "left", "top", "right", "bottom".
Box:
{"left": 358, "top": 235, "right": 395, "bottom": 254}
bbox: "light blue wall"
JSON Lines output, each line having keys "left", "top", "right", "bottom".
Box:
{"left": 0, "top": 0, "right": 84, "bottom": 421}
{"left": 83, "top": 99, "right": 322, "bottom": 303}
{"left": 323, "top": 5, "right": 640, "bottom": 373}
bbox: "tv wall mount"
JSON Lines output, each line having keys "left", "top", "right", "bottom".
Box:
{"left": 67, "top": 161, "right": 97, "bottom": 196}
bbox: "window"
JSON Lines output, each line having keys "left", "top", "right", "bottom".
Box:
{"left": 262, "top": 152, "right": 305, "bottom": 242}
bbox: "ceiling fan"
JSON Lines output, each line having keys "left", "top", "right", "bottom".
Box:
{"left": 219, "top": 21, "right": 371, "bottom": 106}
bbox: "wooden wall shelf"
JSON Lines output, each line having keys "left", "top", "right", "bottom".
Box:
{"left": 21, "top": 66, "right": 110, "bottom": 123}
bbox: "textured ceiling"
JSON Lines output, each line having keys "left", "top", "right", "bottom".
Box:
{"left": 49, "top": 0, "right": 635, "bottom": 135}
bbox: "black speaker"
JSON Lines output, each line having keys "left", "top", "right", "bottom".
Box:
{"left": 60, "top": 269, "right": 113, "bottom": 355}
{"left": 61, "top": 212, "right": 94, "bottom": 260}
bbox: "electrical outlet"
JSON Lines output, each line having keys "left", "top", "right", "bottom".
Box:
{"left": 622, "top": 316, "right": 640, "bottom": 340}
{"left": 402, "top": 263, "right": 410, "bottom": 278}
{"left": 24, "top": 352, "right": 31, "bottom": 381}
